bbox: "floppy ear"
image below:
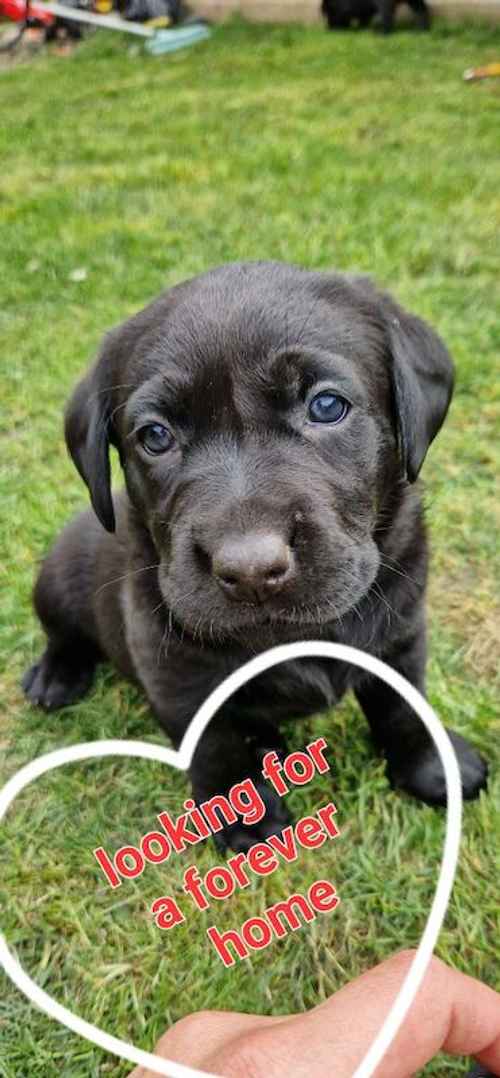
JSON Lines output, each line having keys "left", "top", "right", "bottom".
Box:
{"left": 64, "top": 287, "right": 180, "bottom": 530}
{"left": 384, "top": 299, "right": 455, "bottom": 482}
{"left": 347, "top": 276, "right": 455, "bottom": 483}
{"left": 64, "top": 334, "right": 118, "bottom": 533}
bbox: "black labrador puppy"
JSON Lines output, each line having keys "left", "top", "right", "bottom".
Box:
{"left": 322, "top": 0, "right": 431, "bottom": 32}
{"left": 23, "top": 262, "right": 487, "bottom": 850}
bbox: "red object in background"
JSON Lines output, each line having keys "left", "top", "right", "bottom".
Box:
{"left": 0, "top": 0, "right": 55, "bottom": 25}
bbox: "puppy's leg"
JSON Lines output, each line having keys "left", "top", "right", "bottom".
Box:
{"left": 375, "top": 0, "right": 395, "bottom": 32}
{"left": 322, "top": 0, "right": 352, "bottom": 29}
{"left": 22, "top": 636, "right": 100, "bottom": 712}
{"left": 189, "top": 710, "right": 291, "bottom": 854}
{"left": 356, "top": 0, "right": 377, "bottom": 25}
{"left": 354, "top": 625, "right": 488, "bottom": 804}
{"left": 407, "top": 0, "right": 431, "bottom": 29}
{"left": 22, "top": 512, "right": 102, "bottom": 711}
{"left": 154, "top": 701, "right": 290, "bottom": 854}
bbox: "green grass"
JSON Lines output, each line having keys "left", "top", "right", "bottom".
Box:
{"left": 1, "top": 16, "right": 499, "bottom": 1078}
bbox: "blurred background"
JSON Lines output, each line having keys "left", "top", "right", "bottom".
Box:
{"left": 1, "top": 5, "right": 499, "bottom": 1077}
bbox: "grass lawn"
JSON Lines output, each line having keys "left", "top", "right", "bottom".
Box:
{"left": 1, "top": 15, "right": 499, "bottom": 1078}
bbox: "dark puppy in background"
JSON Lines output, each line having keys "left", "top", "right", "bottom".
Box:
{"left": 322, "top": 0, "right": 431, "bottom": 32}
{"left": 23, "top": 262, "right": 487, "bottom": 851}
{"left": 322, "top": 0, "right": 377, "bottom": 29}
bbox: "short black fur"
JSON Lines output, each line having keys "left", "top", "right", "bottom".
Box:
{"left": 322, "top": 0, "right": 431, "bottom": 32}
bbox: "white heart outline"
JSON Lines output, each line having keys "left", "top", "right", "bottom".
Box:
{"left": 0, "top": 641, "right": 462, "bottom": 1078}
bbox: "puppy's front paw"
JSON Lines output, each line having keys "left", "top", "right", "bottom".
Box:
{"left": 211, "top": 782, "right": 291, "bottom": 855}
{"left": 22, "top": 647, "right": 95, "bottom": 711}
{"left": 387, "top": 730, "right": 488, "bottom": 806}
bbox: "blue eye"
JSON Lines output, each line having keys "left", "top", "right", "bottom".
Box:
{"left": 138, "top": 423, "right": 175, "bottom": 455}
{"left": 308, "top": 391, "right": 349, "bottom": 424}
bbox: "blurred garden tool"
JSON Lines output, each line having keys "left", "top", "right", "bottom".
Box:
{"left": 464, "top": 62, "right": 500, "bottom": 81}
{"left": 37, "top": 2, "right": 210, "bottom": 50}
{"left": 0, "top": 0, "right": 210, "bottom": 52}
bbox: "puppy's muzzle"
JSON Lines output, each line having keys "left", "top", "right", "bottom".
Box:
{"left": 208, "top": 531, "right": 296, "bottom": 604}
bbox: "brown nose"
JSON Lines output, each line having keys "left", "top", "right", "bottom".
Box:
{"left": 212, "top": 532, "right": 295, "bottom": 603}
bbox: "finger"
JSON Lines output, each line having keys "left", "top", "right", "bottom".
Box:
{"left": 371, "top": 950, "right": 500, "bottom": 1076}
{"left": 292, "top": 950, "right": 500, "bottom": 1078}
{"left": 127, "top": 1010, "right": 282, "bottom": 1077}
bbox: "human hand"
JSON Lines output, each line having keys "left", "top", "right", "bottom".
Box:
{"left": 128, "top": 950, "right": 500, "bottom": 1078}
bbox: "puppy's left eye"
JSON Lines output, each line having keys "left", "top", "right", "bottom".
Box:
{"left": 138, "top": 423, "right": 175, "bottom": 455}
{"left": 308, "top": 391, "right": 349, "bottom": 424}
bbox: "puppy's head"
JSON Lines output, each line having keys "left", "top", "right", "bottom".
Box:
{"left": 65, "top": 262, "right": 454, "bottom": 644}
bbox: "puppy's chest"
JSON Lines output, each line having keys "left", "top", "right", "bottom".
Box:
{"left": 235, "top": 658, "right": 352, "bottom": 722}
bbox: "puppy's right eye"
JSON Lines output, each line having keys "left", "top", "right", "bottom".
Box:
{"left": 138, "top": 423, "right": 175, "bottom": 455}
